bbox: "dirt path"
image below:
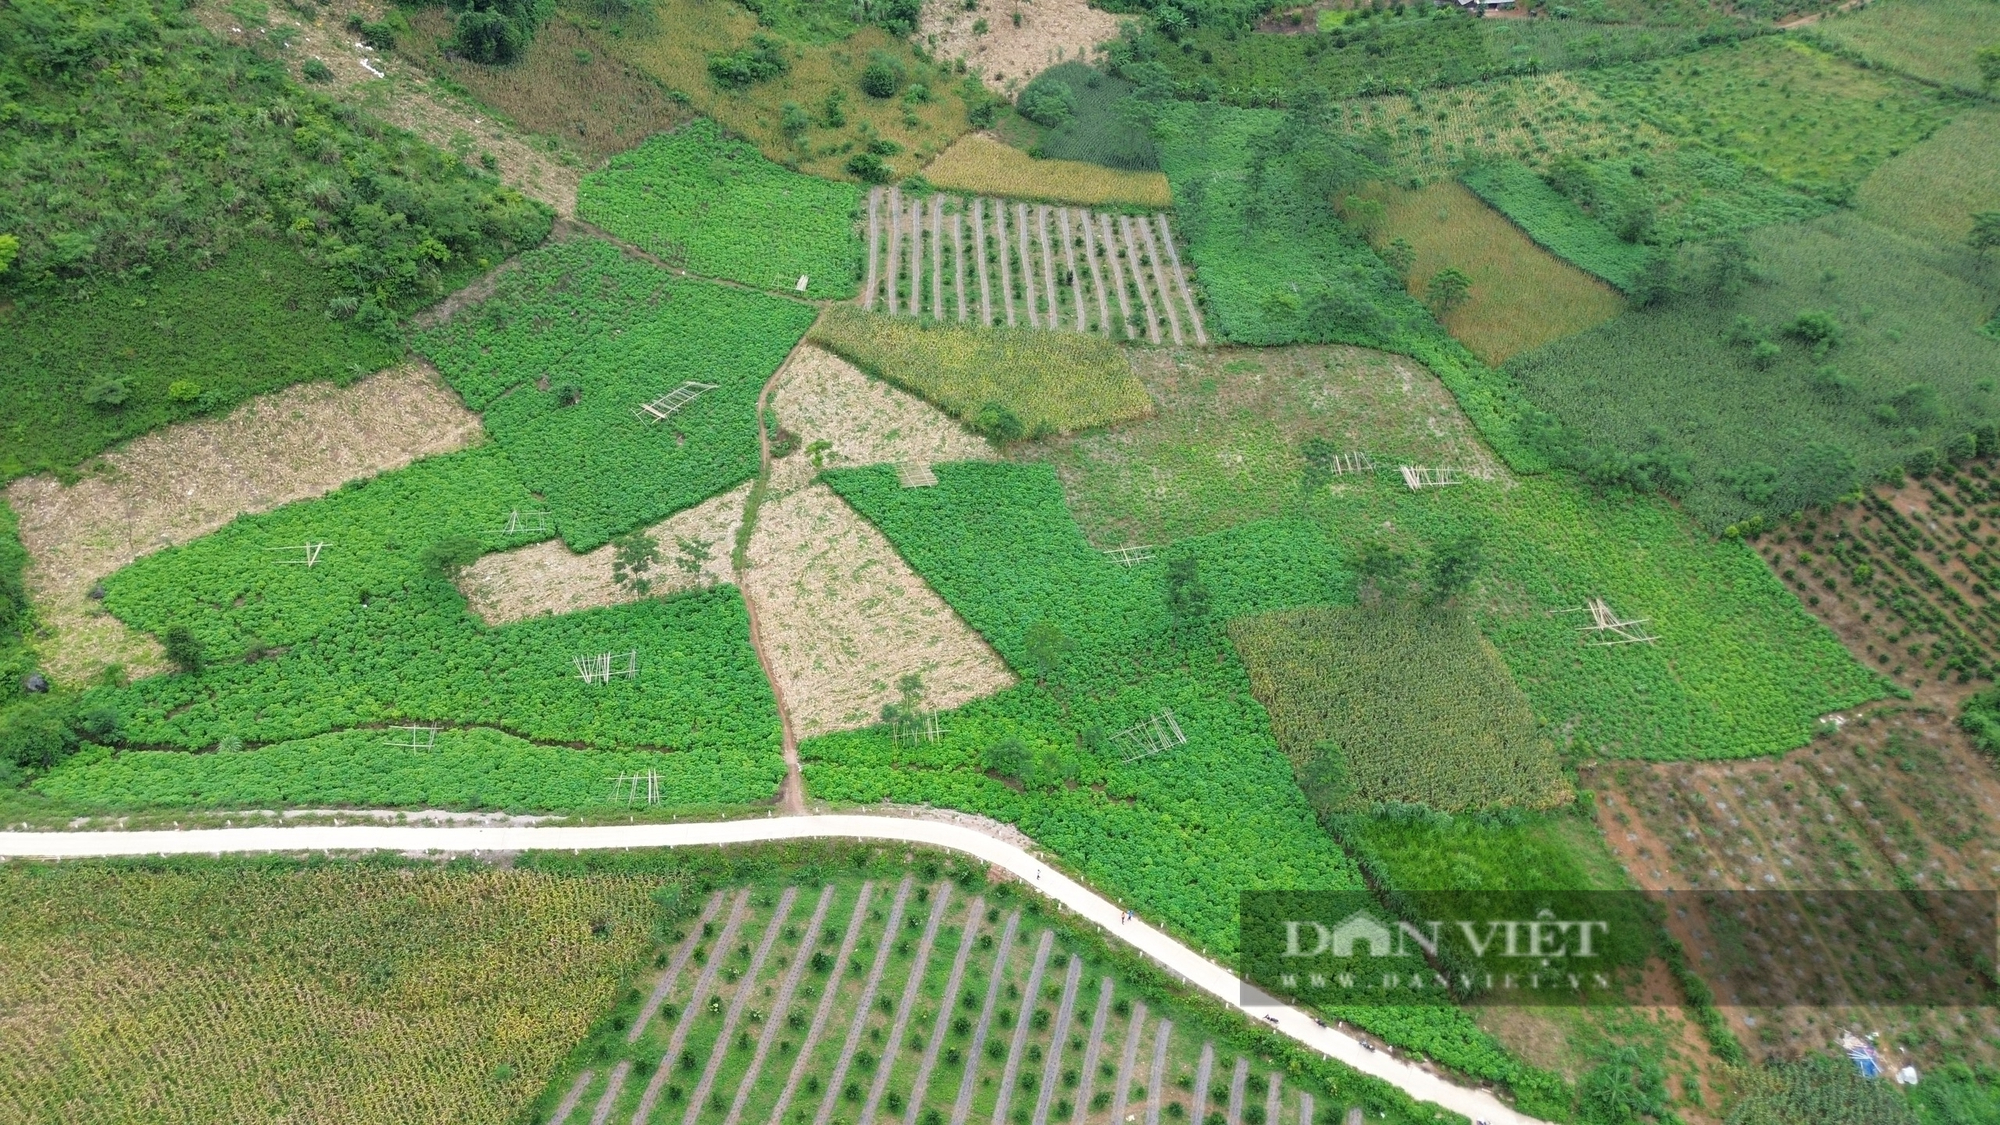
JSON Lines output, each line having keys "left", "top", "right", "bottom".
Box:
{"left": 904, "top": 895, "right": 986, "bottom": 1125}
{"left": 768, "top": 882, "right": 876, "bottom": 1125}
{"left": 631, "top": 891, "right": 727, "bottom": 1043}
{"left": 1264, "top": 1074, "right": 1282, "bottom": 1125}
{"left": 1080, "top": 212, "right": 1110, "bottom": 335}
{"left": 1136, "top": 218, "right": 1184, "bottom": 346}
{"left": 552, "top": 1068, "right": 596, "bottom": 1125}
{"left": 997, "top": 202, "right": 1016, "bottom": 327}
{"left": 1118, "top": 216, "right": 1162, "bottom": 345}
{"left": 974, "top": 200, "right": 993, "bottom": 326}
{"left": 888, "top": 186, "right": 903, "bottom": 317}
{"left": 991, "top": 929, "right": 1056, "bottom": 1125}
{"left": 813, "top": 877, "right": 916, "bottom": 1125}
{"left": 1145, "top": 1022, "right": 1174, "bottom": 1125}
{"left": 1031, "top": 955, "right": 1083, "bottom": 1125}
{"left": 910, "top": 198, "right": 925, "bottom": 320}
{"left": 864, "top": 187, "right": 882, "bottom": 310}
{"left": 1048, "top": 203, "right": 1064, "bottom": 330}
{"left": 1155, "top": 215, "right": 1207, "bottom": 345}
{"left": 1227, "top": 1056, "right": 1249, "bottom": 1125}
{"left": 630, "top": 890, "right": 751, "bottom": 1125}
{"left": 1069, "top": 978, "right": 1113, "bottom": 1125}
{"left": 745, "top": 328, "right": 819, "bottom": 815}
{"left": 683, "top": 887, "right": 798, "bottom": 1125}
{"left": 588, "top": 1061, "right": 631, "bottom": 1125}
{"left": 725, "top": 885, "right": 835, "bottom": 1125}
{"left": 1098, "top": 214, "right": 1135, "bottom": 340}
{"left": 1109, "top": 1001, "right": 1148, "bottom": 1125}
{"left": 1191, "top": 1042, "right": 1215, "bottom": 1125}
{"left": 861, "top": 884, "right": 954, "bottom": 1125}
{"left": 950, "top": 911, "right": 1022, "bottom": 1125}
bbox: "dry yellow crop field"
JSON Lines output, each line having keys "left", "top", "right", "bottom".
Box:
{"left": 920, "top": 133, "right": 1173, "bottom": 208}
{"left": 0, "top": 861, "right": 660, "bottom": 1124}
{"left": 765, "top": 345, "right": 994, "bottom": 497}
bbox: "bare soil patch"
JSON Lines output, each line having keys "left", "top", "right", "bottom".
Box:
{"left": 745, "top": 484, "right": 1015, "bottom": 737}
{"left": 920, "top": 0, "right": 1127, "bottom": 93}
{"left": 8, "top": 365, "right": 481, "bottom": 685}
{"left": 457, "top": 484, "right": 749, "bottom": 626}
{"left": 765, "top": 345, "right": 995, "bottom": 497}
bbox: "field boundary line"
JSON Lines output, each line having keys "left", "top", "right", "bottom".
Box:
{"left": 860, "top": 883, "right": 953, "bottom": 1125}
{"left": 950, "top": 910, "right": 1021, "bottom": 1125}
{"left": 813, "top": 876, "right": 915, "bottom": 1125}
{"left": 767, "top": 881, "right": 875, "bottom": 1125}
{"left": 904, "top": 894, "right": 985, "bottom": 1125}
{"left": 682, "top": 886, "right": 797, "bottom": 1125}
{"left": 0, "top": 814, "right": 1545, "bottom": 1125}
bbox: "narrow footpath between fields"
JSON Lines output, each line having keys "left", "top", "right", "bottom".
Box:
{"left": 0, "top": 813, "right": 1548, "bottom": 1125}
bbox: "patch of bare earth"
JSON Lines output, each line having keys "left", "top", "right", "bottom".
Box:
{"left": 193, "top": 0, "right": 583, "bottom": 215}
{"left": 765, "top": 345, "right": 995, "bottom": 497}
{"left": 919, "top": 0, "right": 1126, "bottom": 93}
{"left": 457, "top": 484, "right": 749, "bottom": 626}
{"left": 746, "top": 483, "right": 1015, "bottom": 738}
{"left": 8, "top": 365, "right": 481, "bottom": 685}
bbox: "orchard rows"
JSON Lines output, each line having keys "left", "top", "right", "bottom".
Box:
{"left": 860, "top": 188, "right": 1208, "bottom": 348}
{"left": 551, "top": 879, "right": 1343, "bottom": 1125}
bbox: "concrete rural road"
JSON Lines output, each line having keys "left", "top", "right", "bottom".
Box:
{"left": 0, "top": 813, "right": 1544, "bottom": 1125}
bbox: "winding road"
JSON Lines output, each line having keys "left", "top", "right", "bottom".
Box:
{"left": 0, "top": 813, "right": 1543, "bottom": 1125}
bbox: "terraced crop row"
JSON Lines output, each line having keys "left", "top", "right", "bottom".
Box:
{"left": 859, "top": 188, "right": 1207, "bottom": 347}
{"left": 545, "top": 878, "right": 1351, "bottom": 1125}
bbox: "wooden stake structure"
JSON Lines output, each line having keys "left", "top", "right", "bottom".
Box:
{"left": 635, "top": 381, "right": 717, "bottom": 423}
{"left": 383, "top": 723, "right": 439, "bottom": 751}
{"left": 575, "top": 650, "right": 639, "bottom": 685}
{"left": 896, "top": 461, "right": 938, "bottom": 488}
{"left": 1555, "top": 597, "right": 1658, "bottom": 646}
{"left": 1102, "top": 545, "right": 1155, "bottom": 567}
{"left": 1397, "top": 465, "right": 1462, "bottom": 490}
{"left": 1323, "top": 452, "right": 1374, "bottom": 477}
{"left": 503, "top": 508, "right": 552, "bottom": 535}
{"left": 1115, "top": 709, "right": 1187, "bottom": 764}
{"left": 892, "top": 710, "right": 944, "bottom": 746}
{"left": 609, "top": 769, "right": 661, "bottom": 806}
{"left": 265, "top": 543, "right": 328, "bottom": 567}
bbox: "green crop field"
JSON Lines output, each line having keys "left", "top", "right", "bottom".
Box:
{"left": 1507, "top": 212, "right": 2000, "bottom": 530}
{"left": 414, "top": 237, "right": 817, "bottom": 550}
{"left": 578, "top": 119, "right": 864, "bottom": 299}
{"left": 1231, "top": 603, "right": 1571, "bottom": 813}
{"left": 809, "top": 306, "right": 1152, "bottom": 436}
{"left": 1578, "top": 37, "right": 1950, "bottom": 202}
{"left": 1807, "top": 0, "right": 2000, "bottom": 94}
{"left": 1856, "top": 107, "right": 2000, "bottom": 248}
{"left": 1010, "top": 63, "right": 1160, "bottom": 171}
{"left": 1458, "top": 163, "right": 1656, "bottom": 292}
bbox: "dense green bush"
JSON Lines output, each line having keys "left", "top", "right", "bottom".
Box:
{"left": 1461, "top": 162, "right": 1655, "bottom": 291}
{"left": 707, "top": 34, "right": 791, "bottom": 88}
{"left": 577, "top": 120, "right": 861, "bottom": 299}
{"left": 0, "top": 0, "right": 551, "bottom": 309}
{"left": 1014, "top": 63, "right": 1160, "bottom": 172}
{"left": 413, "top": 238, "right": 816, "bottom": 550}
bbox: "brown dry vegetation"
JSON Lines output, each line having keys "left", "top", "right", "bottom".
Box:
{"left": 764, "top": 345, "right": 995, "bottom": 498}
{"left": 918, "top": 0, "right": 1125, "bottom": 92}
{"left": 919, "top": 134, "right": 1175, "bottom": 208}
{"left": 6, "top": 366, "right": 481, "bottom": 686}
{"left": 1352, "top": 180, "right": 1624, "bottom": 365}
{"left": 745, "top": 483, "right": 1015, "bottom": 737}
{"left": 456, "top": 484, "right": 749, "bottom": 626}
{"left": 403, "top": 9, "right": 693, "bottom": 164}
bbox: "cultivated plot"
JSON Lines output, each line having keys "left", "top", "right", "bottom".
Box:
{"left": 918, "top": 0, "right": 1123, "bottom": 93}
{"left": 858, "top": 186, "right": 1206, "bottom": 346}
{"left": 763, "top": 345, "right": 995, "bottom": 499}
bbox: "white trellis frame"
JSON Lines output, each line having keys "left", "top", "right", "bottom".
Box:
{"left": 574, "top": 650, "right": 639, "bottom": 684}
{"left": 1555, "top": 597, "right": 1657, "bottom": 646}
{"left": 1103, "top": 545, "right": 1155, "bottom": 567}
{"left": 1115, "top": 709, "right": 1187, "bottom": 764}
{"left": 1398, "top": 465, "right": 1462, "bottom": 490}
{"left": 635, "top": 381, "right": 717, "bottom": 423}
{"left": 1324, "top": 451, "right": 1374, "bottom": 477}
{"left": 609, "top": 770, "right": 660, "bottom": 806}
{"left": 892, "top": 710, "right": 945, "bottom": 745}
{"left": 383, "top": 723, "right": 439, "bottom": 751}
{"left": 265, "top": 543, "right": 329, "bottom": 567}
{"left": 897, "top": 461, "right": 938, "bottom": 488}
{"left": 503, "top": 508, "right": 552, "bottom": 535}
